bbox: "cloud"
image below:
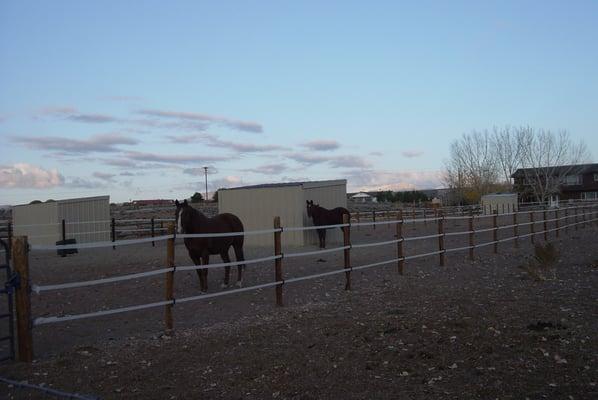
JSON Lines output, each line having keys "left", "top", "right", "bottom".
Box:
{"left": 133, "top": 119, "right": 208, "bottom": 132}
{"left": 165, "top": 134, "right": 207, "bottom": 144}
{"left": 101, "top": 158, "right": 137, "bottom": 167}
{"left": 247, "top": 163, "right": 288, "bottom": 175}
{"left": 0, "top": 163, "right": 64, "bottom": 188}
{"left": 286, "top": 152, "right": 371, "bottom": 168}
{"left": 401, "top": 150, "right": 424, "bottom": 158}
{"left": 13, "top": 133, "right": 138, "bottom": 154}
{"left": 35, "top": 107, "right": 119, "bottom": 123}
{"left": 119, "top": 171, "right": 135, "bottom": 176}
{"left": 346, "top": 169, "right": 443, "bottom": 192}
{"left": 302, "top": 140, "right": 340, "bottom": 151}
{"left": 167, "top": 133, "right": 286, "bottom": 153}
{"left": 124, "top": 151, "right": 229, "bottom": 164}
{"left": 210, "top": 176, "right": 244, "bottom": 189}
{"left": 137, "top": 109, "right": 263, "bottom": 133}
{"left": 65, "top": 177, "right": 107, "bottom": 189}
{"left": 92, "top": 172, "right": 116, "bottom": 182}
{"left": 369, "top": 151, "right": 383, "bottom": 156}
{"left": 328, "top": 155, "right": 371, "bottom": 169}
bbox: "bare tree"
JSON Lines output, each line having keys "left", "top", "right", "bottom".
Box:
{"left": 516, "top": 129, "right": 590, "bottom": 203}
{"left": 491, "top": 125, "right": 526, "bottom": 186}
{"left": 444, "top": 130, "right": 500, "bottom": 203}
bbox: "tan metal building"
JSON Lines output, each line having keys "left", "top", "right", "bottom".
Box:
{"left": 480, "top": 193, "right": 518, "bottom": 214}
{"left": 218, "top": 180, "right": 347, "bottom": 247}
{"left": 13, "top": 196, "right": 111, "bottom": 245}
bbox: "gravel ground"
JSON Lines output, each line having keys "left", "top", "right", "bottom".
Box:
{"left": 0, "top": 214, "right": 597, "bottom": 399}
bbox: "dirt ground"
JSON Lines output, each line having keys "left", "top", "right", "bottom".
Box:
{"left": 1, "top": 214, "right": 597, "bottom": 399}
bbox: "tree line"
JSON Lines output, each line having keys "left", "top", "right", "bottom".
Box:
{"left": 444, "top": 127, "right": 589, "bottom": 204}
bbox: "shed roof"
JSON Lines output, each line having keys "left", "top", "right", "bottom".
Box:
{"left": 14, "top": 195, "right": 110, "bottom": 208}
{"left": 220, "top": 179, "right": 346, "bottom": 191}
{"left": 511, "top": 163, "right": 598, "bottom": 178}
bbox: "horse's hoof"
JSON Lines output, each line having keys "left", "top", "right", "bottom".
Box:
{"left": 235, "top": 280, "right": 243, "bottom": 288}
{"left": 220, "top": 282, "right": 229, "bottom": 289}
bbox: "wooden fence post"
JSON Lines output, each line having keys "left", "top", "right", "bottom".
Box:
{"left": 7, "top": 222, "right": 12, "bottom": 259}
{"left": 438, "top": 211, "right": 445, "bottom": 266}
{"left": 165, "top": 224, "right": 175, "bottom": 330}
{"left": 555, "top": 209, "right": 559, "bottom": 238}
{"left": 397, "top": 210, "right": 404, "bottom": 275}
{"left": 274, "top": 216, "right": 283, "bottom": 306}
{"left": 111, "top": 217, "right": 116, "bottom": 250}
{"left": 574, "top": 206, "right": 578, "bottom": 231}
{"left": 564, "top": 207, "right": 568, "bottom": 233}
{"left": 513, "top": 212, "right": 519, "bottom": 249}
{"left": 151, "top": 217, "right": 155, "bottom": 247}
{"left": 543, "top": 208, "right": 548, "bottom": 241}
{"left": 468, "top": 212, "right": 474, "bottom": 261}
{"left": 356, "top": 212, "right": 360, "bottom": 231}
{"left": 530, "top": 211, "right": 535, "bottom": 243}
{"left": 342, "top": 214, "right": 351, "bottom": 290}
{"left": 12, "top": 236, "right": 33, "bottom": 362}
{"left": 412, "top": 207, "right": 416, "bottom": 225}
{"left": 372, "top": 211, "right": 376, "bottom": 230}
{"left": 493, "top": 210, "right": 498, "bottom": 254}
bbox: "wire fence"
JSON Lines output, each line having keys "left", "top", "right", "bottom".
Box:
{"left": 4, "top": 203, "right": 598, "bottom": 361}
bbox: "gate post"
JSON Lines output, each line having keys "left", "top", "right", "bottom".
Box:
{"left": 397, "top": 210, "right": 404, "bottom": 275}
{"left": 12, "top": 236, "right": 33, "bottom": 362}
{"left": 165, "top": 224, "right": 175, "bottom": 330}
{"left": 274, "top": 217, "right": 283, "bottom": 306}
{"left": 438, "top": 211, "right": 445, "bottom": 266}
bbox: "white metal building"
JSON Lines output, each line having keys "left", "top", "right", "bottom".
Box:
{"left": 480, "top": 193, "right": 518, "bottom": 215}
{"left": 218, "top": 180, "right": 347, "bottom": 247}
{"left": 350, "top": 192, "right": 376, "bottom": 203}
{"left": 13, "top": 196, "right": 111, "bottom": 245}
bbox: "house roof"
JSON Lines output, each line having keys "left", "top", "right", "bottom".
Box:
{"left": 511, "top": 163, "right": 598, "bottom": 178}
{"left": 351, "top": 192, "right": 372, "bottom": 198}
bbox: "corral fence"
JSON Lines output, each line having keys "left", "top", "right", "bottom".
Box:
{"left": 4, "top": 203, "right": 598, "bottom": 362}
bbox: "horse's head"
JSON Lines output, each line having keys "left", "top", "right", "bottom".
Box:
{"left": 306, "top": 200, "right": 320, "bottom": 218}
{"left": 174, "top": 199, "right": 189, "bottom": 234}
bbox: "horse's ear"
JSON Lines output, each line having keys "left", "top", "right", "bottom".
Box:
{"left": 175, "top": 199, "right": 179, "bottom": 207}
{"left": 183, "top": 199, "right": 188, "bottom": 206}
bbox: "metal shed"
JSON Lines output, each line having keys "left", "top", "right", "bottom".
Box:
{"left": 218, "top": 180, "right": 347, "bottom": 247}
{"left": 480, "top": 193, "right": 518, "bottom": 215}
{"left": 13, "top": 196, "right": 111, "bottom": 245}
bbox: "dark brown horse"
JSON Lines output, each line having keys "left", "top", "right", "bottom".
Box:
{"left": 306, "top": 200, "right": 350, "bottom": 248}
{"left": 175, "top": 199, "right": 246, "bottom": 291}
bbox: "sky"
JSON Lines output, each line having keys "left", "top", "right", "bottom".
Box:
{"left": 1, "top": 1, "right": 597, "bottom": 205}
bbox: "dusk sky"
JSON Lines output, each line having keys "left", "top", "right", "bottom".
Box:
{"left": 1, "top": 1, "right": 597, "bottom": 204}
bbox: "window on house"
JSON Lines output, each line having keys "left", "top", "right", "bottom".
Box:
{"left": 562, "top": 175, "right": 582, "bottom": 186}
{"left": 582, "top": 192, "right": 598, "bottom": 200}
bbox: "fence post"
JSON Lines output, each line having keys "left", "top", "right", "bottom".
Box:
{"left": 555, "top": 209, "right": 559, "bottom": 238}
{"left": 530, "top": 211, "right": 535, "bottom": 243}
{"left": 342, "top": 214, "right": 351, "bottom": 290}
{"left": 372, "top": 211, "right": 376, "bottom": 230}
{"left": 61, "top": 218, "right": 66, "bottom": 242}
{"left": 574, "top": 206, "right": 578, "bottom": 231}
{"left": 111, "top": 218, "right": 116, "bottom": 250}
{"left": 165, "top": 224, "right": 175, "bottom": 330}
{"left": 412, "top": 207, "right": 416, "bottom": 225}
{"left": 438, "top": 211, "right": 445, "bottom": 266}
{"left": 274, "top": 216, "right": 283, "bottom": 306}
{"left": 564, "top": 207, "right": 569, "bottom": 233}
{"left": 582, "top": 205, "right": 587, "bottom": 228}
{"left": 356, "top": 212, "right": 360, "bottom": 231}
{"left": 493, "top": 210, "right": 498, "bottom": 254}
{"left": 397, "top": 210, "right": 404, "bottom": 275}
{"left": 151, "top": 217, "right": 155, "bottom": 247}
{"left": 468, "top": 212, "right": 474, "bottom": 261}
{"left": 12, "top": 236, "right": 33, "bottom": 362}
{"left": 513, "top": 212, "right": 519, "bottom": 249}
{"left": 543, "top": 208, "right": 548, "bottom": 241}
{"left": 7, "top": 222, "right": 12, "bottom": 260}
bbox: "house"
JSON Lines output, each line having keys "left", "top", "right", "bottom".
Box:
{"left": 349, "top": 192, "right": 376, "bottom": 203}
{"left": 511, "top": 163, "right": 598, "bottom": 202}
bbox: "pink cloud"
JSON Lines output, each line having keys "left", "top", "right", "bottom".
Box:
{"left": 0, "top": 163, "right": 64, "bottom": 188}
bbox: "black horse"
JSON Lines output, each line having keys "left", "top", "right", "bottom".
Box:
{"left": 306, "top": 200, "right": 350, "bottom": 248}
{"left": 175, "top": 199, "right": 246, "bottom": 291}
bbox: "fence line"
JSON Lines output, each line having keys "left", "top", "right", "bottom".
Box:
{"left": 6, "top": 205, "right": 598, "bottom": 360}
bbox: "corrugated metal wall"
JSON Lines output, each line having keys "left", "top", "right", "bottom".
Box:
{"left": 219, "top": 186, "right": 304, "bottom": 247}
{"left": 57, "top": 196, "right": 110, "bottom": 243}
{"left": 13, "top": 202, "right": 59, "bottom": 245}
{"left": 302, "top": 181, "right": 347, "bottom": 246}
{"left": 13, "top": 196, "right": 110, "bottom": 245}
{"left": 218, "top": 180, "right": 347, "bottom": 247}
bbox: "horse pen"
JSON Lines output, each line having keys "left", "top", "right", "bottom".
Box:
{"left": 1, "top": 204, "right": 598, "bottom": 399}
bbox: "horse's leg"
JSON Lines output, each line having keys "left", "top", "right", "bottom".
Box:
{"left": 220, "top": 250, "right": 231, "bottom": 289}
{"left": 201, "top": 253, "right": 210, "bottom": 292}
{"left": 189, "top": 253, "right": 204, "bottom": 290}
{"left": 233, "top": 243, "right": 246, "bottom": 287}
{"left": 317, "top": 229, "right": 324, "bottom": 248}
{"left": 322, "top": 229, "right": 327, "bottom": 249}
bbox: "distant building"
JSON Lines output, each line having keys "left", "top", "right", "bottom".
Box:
{"left": 350, "top": 192, "right": 376, "bottom": 203}
{"left": 512, "top": 163, "right": 598, "bottom": 202}
{"left": 480, "top": 193, "right": 518, "bottom": 214}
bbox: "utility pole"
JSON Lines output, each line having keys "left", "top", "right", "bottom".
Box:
{"left": 203, "top": 166, "right": 209, "bottom": 201}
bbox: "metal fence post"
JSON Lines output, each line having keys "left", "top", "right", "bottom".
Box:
{"left": 342, "top": 213, "right": 351, "bottom": 290}
{"left": 274, "top": 217, "right": 283, "bottom": 306}
{"left": 165, "top": 224, "right": 175, "bottom": 330}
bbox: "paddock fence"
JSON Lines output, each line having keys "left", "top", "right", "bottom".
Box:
{"left": 6, "top": 202, "right": 598, "bottom": 362}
